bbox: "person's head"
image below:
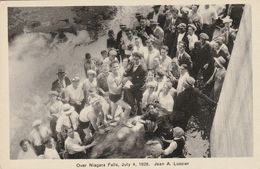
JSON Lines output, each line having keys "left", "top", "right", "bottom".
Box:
{"left": 91, "top": 97, "right": 103, "bottom": 112}
{"left": 135, "top": 13, "right": 143, "bottom": 21}
{"left": 71, "top": 76, "right": 80, "bottom": 88}
{"left": 177, "top": 41, "right": 186, "bottom": 53}
{"left": 183, "top": 76, "right": 195, "bottom": 89}
{"left": 140, "top": 17, "right": 147, "bottom": 27}
{"left": 171, "top": 59, "right": 179, "bottom": 70}
{"left": 213, "top": 41, "right": 222, "bottom": 51}
{"left": 177, "top": 23, "right": 187, "bottom": 33}
{"left": 222, "top": 17, "right": 233, "bottom": 28}
{"left": 110, "top": 60, "right": 120, "bottom": 74}
{"left": 160, "top": 45, "right": 169, "bottom": 56}
{"left": 102, "top": 63, "right": 110, "bottom": 73}
{"left": 146, "top": 39, "right": 154, "bottom": 49}
{"left": 32, "top": 119, "right": 42, "bottom": 131}
{"left": 172, "top": 127, "right": 185, "bottom": 138}
{"left": 199, "top": 33, "right": 209, "bottom": 43}
{"left": 101, "top": 50, "right": 108, "bottom": 59}
{"left": 153, "top": 57, "right": 161, "bottom": 67}
{"left": 48, "top": 91, "right": 59, "bottom": 102}
{"left": 187, "top": 24, "right": 196, "bottom": 35}
{"left": 85, "top": 53, "right": 91, "bottom": 61}
{"left": 146, "top": 81, "right": 157, "bottom": 93}
{"left": 132, "top": 51, "right": 143, "bottom": 65}
{"left": 119, "top": 24, "right": 127, "bottom": 31}
{"left": 153, "top": 5, "right": 161, "bottom": 13}
{"left": 67, "top": 128, "right": 74, "bottom": 138}
{"left": 155, "top": 69, "right": 165, "bottom": 80}
{"left": 122, "top": 57, "right": 130, "bottom": 68}
{"left": 204, "top": 4, "right": 210, "bottom": 9}
{"left": 171, "top": 7, "right": 179, "bottom": 18}
{"left": 56, "top": 66, "right": 66, "bottom": 80}
{"left": 135, "top": 37, "right": 142, "bottom": 47}
{"left": 20, "top": 139, "right": 31, "bottom": 152}
{"left": 126, "top": 29, "right": 133, "bottom": 39}
{"left": 191, "top": 5, "right": 199, "bottom": 13}
{"left": 108, "top": 29, "right": 115, "bottom": 38}
{"left": 87, "top": 70, "right": 96, "bottom": 81}
{"left": 179, "top": 64, "right": 188, "bottom": 75}
{"left": 180, "top": 7, "right": 189, "bottom": 17}
{"left": 162, "top": 81, "right": 172, "bottom": 94}
{"left": 108, "top": 49, "right": 117, "bottom": 60}
{"left": 165, "top": 10, "right": 173, "bottom": 20}
{"left": 147, "top": 70, "right": 155, "bottom": 81}
{"left": 149, "top": 20, "right": 158, "bottom": 30}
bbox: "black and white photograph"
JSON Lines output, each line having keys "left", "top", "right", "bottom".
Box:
{"left": 5, "top": 3, "right": 252, "bottom": 160}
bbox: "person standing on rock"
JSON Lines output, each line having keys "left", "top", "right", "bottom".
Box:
{"left": 51, "top": 65, "right": 71, "bottom": 102}
{"left": 83, "top": 53, "right": 97, "bottom": 78}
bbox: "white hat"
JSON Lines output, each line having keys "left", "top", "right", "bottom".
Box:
{"left": 222, "top": 16, "right": 233, "bottom": 23}
{"left": 32, "top": 119, "right": 42, "bottom": 127}
{"left": 71, "top": 76, "right": 80, "bottom": 82}
{"left": 63, "top": 104, "right": 74, "bottom": 115}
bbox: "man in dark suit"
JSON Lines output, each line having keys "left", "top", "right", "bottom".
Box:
{"left": 172, "top": 23, "right": 190, "bottom": 57}
{"left": 124, "top": 51, "right": 147, "bottom": 115}
{"left": 147, "top": 5, "right": 166, "bottom": 29}
{"left": 175, "top": 41, "right": 192, "bottom": 70}
{"left": 136, "top": 16, "right": 153, "bottom": 45}
{"left": 51, "top": 65, "right": 71, "bottom": 101}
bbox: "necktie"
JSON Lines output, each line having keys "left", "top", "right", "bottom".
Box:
{"left": 68, "top": 116, "right": 74, "bottom": 130}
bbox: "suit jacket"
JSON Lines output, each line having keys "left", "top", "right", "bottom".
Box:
{"left": 175, "top": 51, "right": 192, "bottom": 69}
{"left": 147, "top": 11, "right": 166, "bottom": 28}
{"left": 51, "top": 76, "right": 71, "bottom": 93}
{"left": 125, "top": 64, "right": 147, "bottom": 92}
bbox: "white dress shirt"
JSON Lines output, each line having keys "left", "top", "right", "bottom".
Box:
{"left": 56, "top": 111, "right": 79, "bottom": 132}
{"left": 65, "top": 83, "right": 84, "bottom": 104}
{"left": 65, "top": 132, "right": 85, "bottom": 154}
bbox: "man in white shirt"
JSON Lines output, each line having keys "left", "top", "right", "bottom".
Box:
{"left": 187, "top": 24, "right": 198, "bottom": 51}
{"left": 56, "top": 104, "right": 79, "bottom": 140}
{"left": 159, "top": 45, "right": 172, "bottom": 72}
{"left": 65, "top": 128, "right": 96, "bottom": 159}
{"left": 199, "top": 5, "right": 218, "bottom": 40}
{"left": 158, "top": 82, "right": 174, "bottom": 116}
{"left": 176, "top": 64, "right": 190, "bottom": 95}
{"left": 65, "top": 76, "right": 85, "bottom": 113}
{"left": 143, "top": 38, "right": 160, "bottom": 70}
{"left": 17, "top": 139, "right": 38, "bottom": 159}
{"left": 43, "top": 139, "right": 60, "bottom": 159}
{"left": 29, "top": 120, "right": 51, "bottom": 156}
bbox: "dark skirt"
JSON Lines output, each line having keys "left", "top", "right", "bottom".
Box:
{"left": 109, "top": 93, "right": 122, "bottom": 103}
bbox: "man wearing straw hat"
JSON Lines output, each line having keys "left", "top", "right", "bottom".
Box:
{"left": 29, "top": 119, "right": 51, "bottom": 156}
{"left": 65, "top": 76, "right": 85, "bottom": 113}
{"left": 149, "top": 19, "right": 164, "bottom": 49}
{"left": 56, "top": 104, "right": 79, "bottom": 136}
{"left": 172, "top": 76, "right": 216, "bottom": 130}
{"left": 205, "top": 56, "right": 227, "bottom": 101}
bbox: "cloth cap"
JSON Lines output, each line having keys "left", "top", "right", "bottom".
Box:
{"left": 71, "top": 76, "right": 80, "bottom": 82}
{"left": 177, "top": 23, "right": 187, "bottom": 29}
{"left": 188, "top": 24, "right": 197, "bottom": 31}
{"left": 199, "top": 33, "right": 209, "bottom": 40}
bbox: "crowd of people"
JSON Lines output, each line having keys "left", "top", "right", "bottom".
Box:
{"left": 17, "top": 4, "right": 244, "bottom": 159}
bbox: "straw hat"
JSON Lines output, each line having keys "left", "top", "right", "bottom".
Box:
{"left": 87, "top": 69, "right": 97, "bottom": 76}
{"left": 63, "top": 104, "right": 75, "bottom": 115}
{"left": 173, "top": 127, "right": 185, "bottom": 138}
{"left": 71, "top": 76, "right": 80, "bottom": 82}
{"left": 188, "top": 24, "right": 197, "bottom": 31}
{"left": 32, "top": 119, "right": 42, "bottom": 127}
{"left": 222, "top": 16, "right": 233, "bottom": 23}
{"left": 214, "top": 57, "right": 226, "bottom": 68}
